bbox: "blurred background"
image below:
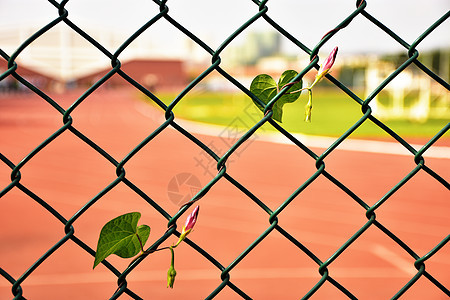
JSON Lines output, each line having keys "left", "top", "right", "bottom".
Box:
{"left": 1, "top": 0, "right": 449, "bottom": 129}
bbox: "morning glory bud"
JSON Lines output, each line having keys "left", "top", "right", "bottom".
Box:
{"left": 318, "top": 47, "right": 338, "bottom": 77}
{"left": 167, "top": 246, "right": 177, "bottom": 288}
{"left": 310, "top": 46, "right": 338, "bottom": 88}
{"left": 305, "top": 92, "right": 313, "bottom": 122}
{"left": 175, "top": 205, "right": 199, "bottom": 246}
{"left": 167, "top": 264, "right": 177, "bottom": 288}
{"left": 183, "top": 205, "right": 199, "bottom": 234}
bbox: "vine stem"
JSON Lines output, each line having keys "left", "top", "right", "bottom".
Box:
{"left": 169, "top": 246, "right": 175, "bottom": 267}
{"left": 288, "top": 86, "right": 310, "bottom": 94}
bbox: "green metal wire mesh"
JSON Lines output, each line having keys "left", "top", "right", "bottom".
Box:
{"left": 0, "top": 0, "right": 449, "bottom": 299}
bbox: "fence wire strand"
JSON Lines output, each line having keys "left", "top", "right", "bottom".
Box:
{"left": 1, "top": 0, "right": 449, "bottom": 299}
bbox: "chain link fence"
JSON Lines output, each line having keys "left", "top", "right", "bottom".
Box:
{"left": 1, "top": 0, "right": 449, "bottom": 299}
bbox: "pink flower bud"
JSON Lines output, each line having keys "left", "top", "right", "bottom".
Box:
{"left": 183, "top": 205, "right": 199, "bottom": 234}
{"left": 310, "top": 47, "right": 338, "bottom": 88}
{"left": 175, "top": 206, "right": 199, "bottom": 246}
{"left": 318, "top": 46, "right": 338, "bottom": 77}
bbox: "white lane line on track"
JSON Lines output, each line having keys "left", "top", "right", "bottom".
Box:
{"left": 135, "top": 103, "right": 449, "bottom": 159}
{"left": 175, "top": 118, "right": 450, "bottom": 159}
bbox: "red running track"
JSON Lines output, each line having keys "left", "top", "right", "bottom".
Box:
{"left": 0, "top": 88, "right": 448, "bottom": 299}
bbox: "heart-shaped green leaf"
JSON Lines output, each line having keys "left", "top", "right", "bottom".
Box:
{"left": 93, "top": 212, "right": 150, "bottom": 269}
{"left": 250, "top": 70, "right": 302, "bottom": 122}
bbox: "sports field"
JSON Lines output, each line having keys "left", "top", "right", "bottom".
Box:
{"left": 154, "top": 88, "right": 450, "bottom": 139}
{"left": 0, "top": 88, "right": 449, "bottom": 299}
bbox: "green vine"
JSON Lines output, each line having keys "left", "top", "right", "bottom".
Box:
{"left": 93, "top": 206, "right": 200, "bottom": 289}
{"left": 249, "top": 47, "right": 338, "bottom": 123}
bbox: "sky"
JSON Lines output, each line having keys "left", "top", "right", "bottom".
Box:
{"left": 0, "top": 0, "right": 449, "bottom": 58}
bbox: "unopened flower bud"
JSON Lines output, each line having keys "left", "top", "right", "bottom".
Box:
{"left": 167, "top": 246, "right": 177, "bottom": 288}
{"left": 305, "top": 89, "right": 313, "bottom": 122}
{"left": 318, "top": 47, "right": 338, "bottom": 76}
{"left": 175, "top": 205, "right": 199, "bottom": 246}
{"left": 167, "top": 265, "right": 177, "bottom": 288}
{"left": 305, "top": 101, "right": 312, "bottom": 122}
{"left": 310, "top": 47, "right": 338, "bottom": 88}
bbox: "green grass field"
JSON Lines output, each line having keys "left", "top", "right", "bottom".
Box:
{"left": 148, "top": 88, "right": 449, "bottom": 139}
